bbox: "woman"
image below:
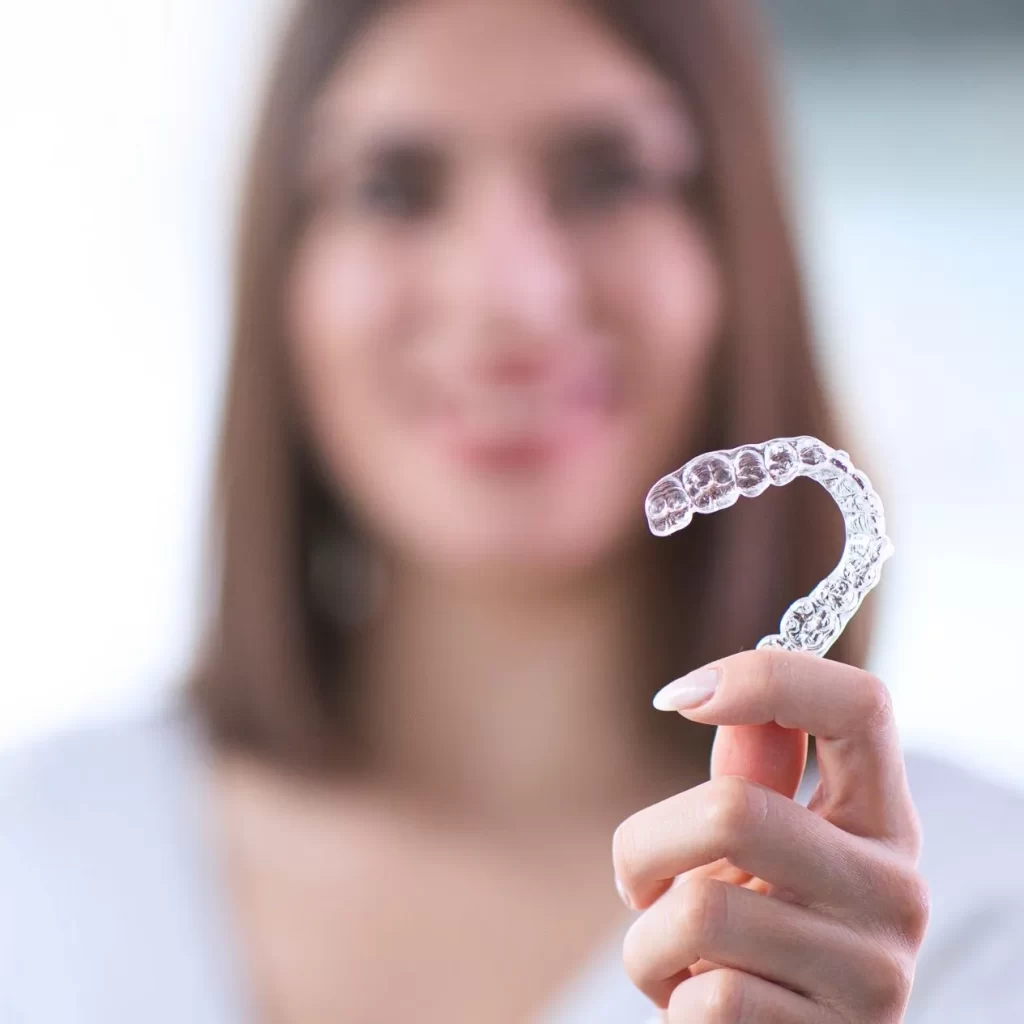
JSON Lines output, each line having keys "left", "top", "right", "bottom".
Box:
{"left": 4, "top": 0, "right": 1024, "bottom": 1021}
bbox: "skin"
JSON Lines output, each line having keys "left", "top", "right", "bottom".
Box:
{"left": 616, "top": 652, "right": 928, "bottom": 1020}
{"left": 214, "top": 0, "right": 929, "bottom": 1020}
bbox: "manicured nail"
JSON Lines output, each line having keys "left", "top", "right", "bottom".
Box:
{"left": 652, "top": 666, "right": 720, "bottom": 711}
{"left": 615, "top": 874, "right": 634, "bottom": 909}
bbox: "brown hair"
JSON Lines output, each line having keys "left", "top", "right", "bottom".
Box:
{"left": 190, "top": 0, "right": 874, "bottom": 770}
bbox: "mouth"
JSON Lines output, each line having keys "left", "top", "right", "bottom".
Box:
{"left": 432, "top": 369, "right": 619, "bottom": 471}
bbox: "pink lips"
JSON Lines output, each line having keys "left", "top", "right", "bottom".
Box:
{"left": 430, "top": 346, "right": 619, "bottom": 471}
{"left": 450, "top": 434, "right": 559, "bottom": 470}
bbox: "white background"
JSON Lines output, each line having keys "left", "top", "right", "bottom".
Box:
{"left": 2, "top": 3, "right": 1022, "bottom": 790}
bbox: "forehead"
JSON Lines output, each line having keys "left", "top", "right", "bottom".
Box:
{"left": 311, "top": 0, "right": 691, "bottom": 146}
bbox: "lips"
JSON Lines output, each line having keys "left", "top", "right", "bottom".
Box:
{"left": 428, "top": 351, "right": 620, "bottom": 470}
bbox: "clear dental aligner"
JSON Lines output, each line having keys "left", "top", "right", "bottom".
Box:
{"left": 644, "top": 436, "right": 893, "bottom": 657}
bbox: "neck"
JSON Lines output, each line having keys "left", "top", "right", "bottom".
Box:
{"left": 348, "top": 550, "right": 711, "bottom": 830}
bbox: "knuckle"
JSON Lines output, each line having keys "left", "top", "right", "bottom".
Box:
{"left": 674, "top": 877, "right": 728, "bottom": 946}
{"left": 759, "top": 647, "right": 791, "bottom": 695}
{"left": 874, "top": 855, "right": 931, "bottom": 947}
{"left": 612, "top": 817, "right": 641, "bottom": 884}
{"left": 620, "top": 919, "right": 652, "bottom": 988}
{"left": 858, "top": 672, "right": 894, "bottom": 731}
{"left": 620, "top": 920, "right": 677, "bottom": 996}
{"left": 705, "top": 776, "right": 765, "bottom": 851}
{"left": 894, "top": 870, "right": 931, "bottom": 946}
{"left": 671, "top": 968, "right": 746, "bottom": 1024}
{"left": 861, "top": 943, "right": 915, "bottom": 1012}
{"left": 903, "top": 804, "right": 926, "bottom": 861}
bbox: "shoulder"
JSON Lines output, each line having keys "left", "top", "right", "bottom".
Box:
{"left": 0, "top": 701, "right": 201, "bottom": 924}
{"left": 906, "top": 749, "right": 1024, "bottom": 849}
{"left": 902, "top": 749, "right": 1024, "bottom": 903}
{"left": 0, "top": 702, "right": 203, "bottom": 874}
{"left": 1, "top": 699, "right": 196, "bottom": 800}
{"left": 0, "top": 703, "right": 241, "bottom": 1022}
{"left": 900, "top": 751, "right": 1024, "bottom": 1021}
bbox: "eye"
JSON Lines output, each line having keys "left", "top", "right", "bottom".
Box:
{"left": 302, "top": 137, "right": 445, "bottom": 222}
{"left": 548, "top": 122, "right": 659, "bottom": 216}
{"left": 354, "top": 160, "right": 439, "bottom": 220}
{"left": 555, "top": 152, "right": 649, "bottom": 213}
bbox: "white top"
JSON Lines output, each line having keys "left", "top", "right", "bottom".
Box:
{"left": 2, "top": 702, "right": 1024, "bottom": 1022}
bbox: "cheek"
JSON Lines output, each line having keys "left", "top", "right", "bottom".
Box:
{"left": 289, "top": 227, "right": 405, "bottom": 371}
{"left": 286, "top": 229, "right": 411, "bottom": 512}
{"left": 590, "top": 212, "right": 722, "bottom": 460}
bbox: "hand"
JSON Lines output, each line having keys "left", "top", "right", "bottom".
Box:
{"left": 612, "top": 650, "right": 930, "bottom": 1022}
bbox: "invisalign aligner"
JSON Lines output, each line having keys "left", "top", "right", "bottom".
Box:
{"left": 644, "top": 436, "right": 893, "bottom": 656}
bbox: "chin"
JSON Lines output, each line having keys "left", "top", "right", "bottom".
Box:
{"left": 409, "top": 506, "right": 636, "bottom": 581}
{"left": 360, "top": 447, "right": 649, "bottom": 580}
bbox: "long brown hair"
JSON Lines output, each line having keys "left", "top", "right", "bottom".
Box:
{"left": 190, "top": 0, "right": 874, "bottom": 771}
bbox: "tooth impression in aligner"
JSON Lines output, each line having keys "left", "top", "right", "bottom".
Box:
{"left": 644, "top": 435, "right": 893, "bottom": 656}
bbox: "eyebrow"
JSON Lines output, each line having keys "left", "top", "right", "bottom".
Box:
{"left": 299, "top": 109, "right": 450, "bottom": 178}
{"left": 299, "top": 91, "right": 702, "bottom": 177}
{"left": 545, "top": 103, "right": 705, "bottom": 194}
{"left": 551, "top": 111, "right": 635, "bottom": 144}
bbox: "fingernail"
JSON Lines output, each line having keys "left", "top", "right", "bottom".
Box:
{"left": 615, "top": 874, "right": 634, "bottom": 909}
{"left": 652, "top": 666, "right": 720, "bottom": 711}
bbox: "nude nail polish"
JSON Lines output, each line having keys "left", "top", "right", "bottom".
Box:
{"left": 652, "top": 666, "right": 720, "bottom": 711}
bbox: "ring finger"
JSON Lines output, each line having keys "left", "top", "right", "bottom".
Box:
{"left": 622, "top": 874, "right": 886, "bottom": 1009}
{"left": 662, "top": 968, "right": 831, "bottom": 1024}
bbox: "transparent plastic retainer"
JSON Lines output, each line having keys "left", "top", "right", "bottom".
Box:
{"left": 645, "top": 436, "right": 893, "bottom": 657}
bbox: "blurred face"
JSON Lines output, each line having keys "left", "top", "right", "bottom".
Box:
{"left": 288, "top": 0, "right": 722, "bottom": 579}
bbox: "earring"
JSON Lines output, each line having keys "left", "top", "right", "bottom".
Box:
{"left": 309, "top": 530, "right": 387, "bottom": 629}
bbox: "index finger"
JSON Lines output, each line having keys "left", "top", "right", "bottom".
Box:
{"left": 657, "top": 649, "right": 920, "bottom": 853}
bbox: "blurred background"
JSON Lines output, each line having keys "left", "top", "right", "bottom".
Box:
{"left": 2, "top": 1, "right": 1021, "bottom": 786}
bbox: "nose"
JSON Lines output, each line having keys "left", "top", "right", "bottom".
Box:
{"left": 438, "top": 171, "right": 582, "bottom": 362}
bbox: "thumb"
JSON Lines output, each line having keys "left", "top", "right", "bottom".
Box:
{"left": 710, "top": 721, "right": 808, "bottom": 799}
